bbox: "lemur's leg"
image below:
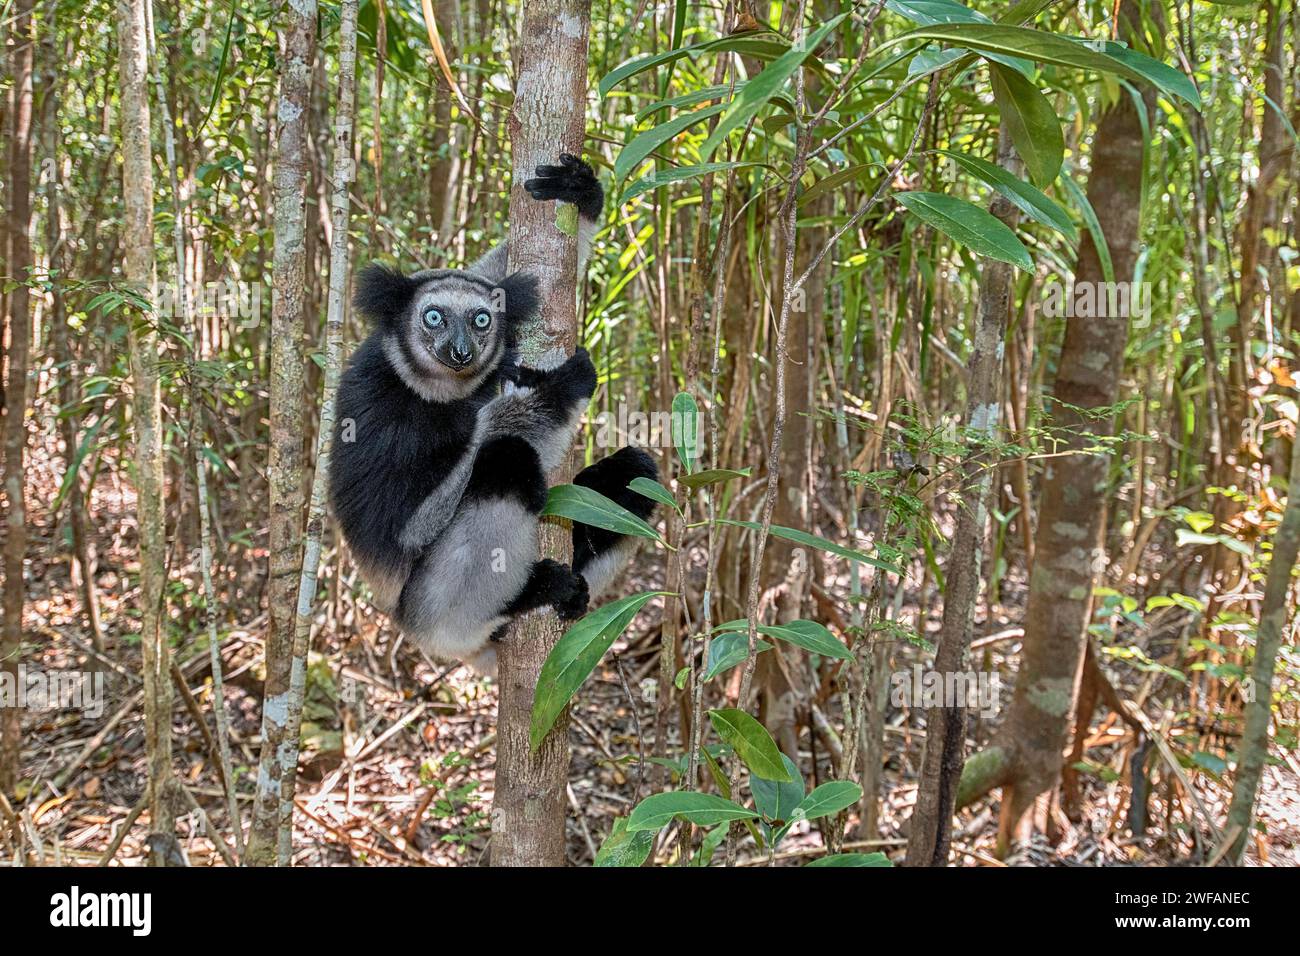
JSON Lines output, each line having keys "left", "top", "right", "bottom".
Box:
{"left": 468, "top": 153, "right": 604, "bottom": 282}
{"left": 572, "top": 446, "right": 661, "bottom": 598}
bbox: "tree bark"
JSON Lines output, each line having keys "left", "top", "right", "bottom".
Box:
{"left": 247, "top": 0, "right": 318, "bottom": 866}
{"left": 1221, "top": 430, "right": 1300, "bottom": 863}
{"left": 958, "top": 27, "right": 1153, "bottom": 852}
{"left": 0, "top": 0, "right": 34, "bottom": 797}
{"left": 117, "top": 0, "right": 179, "bottom": 862}
{"left": 905, "top": 131, "right": 1020, "bottom": 867}
{"left": 491, "top": 0, "right": 591, "bottom": 868}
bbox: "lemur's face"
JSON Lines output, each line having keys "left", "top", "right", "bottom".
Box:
{"left": 353, "top": 265, "right": 539, "bottom": 403}
{"left": 405, "top": 275, "right": 504, "bottom": 382}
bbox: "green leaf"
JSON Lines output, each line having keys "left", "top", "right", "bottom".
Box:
{"left": 713, "top": 618, "right": 853, "bottom": 660}
{"left": 935, "top": 149, "right": 1074, "bottom": 240}
{"left": 895, "top": 191, "right": 1034, "bottom": 271}
{"left": 51, "top": 417, "right": 104, "bottom": 516}
{"left": 530, "top": 591, "right": 669, "bottom": 750}
{"left": 988, "top": 63, "right": 1064, "bottom": 187}
{"left": 671, "top": 391, "right": 700, "bottom": 474}
{"left": 542, "top": 483, "right": 665, "bottom": 545}
{"left": 751, "top": 753, "right": 805, "bottom": 823}
{"left": 692, "top": 823, "right": 729, "bottom": 866}
{"left": 793, "top": 780, "right": 864, "bottom": 821}
{"left": 628, "top": 476, "right": 681, "bottom": 515}
{"left": 886, "top": 0, "right": 990, "bottom": 25}
{"left": 621, "top": 162, "right": 759, "bottom": 203}
{"left": 708, "top": 708, "right": 793, "bottom": 782}
{"left": 717, "top": 519, "right": 903, "bottom": 573}
{"left": 678, "top": 466, "right": 752, "bottom": 491}
{"left": 599, "top": 35, "right": 791, "bottom": 99}
{"left": 886, "top": 24, "right": 1190, "bottom": 102}
{"left": 613, "top": 103, "right": 728, "bottom": 183}
{"left": 799, "top": 163, "right": 884, "bottom": 207}
{"left": 1091, "top": 39, "right": 1201, "bottom": 108}
{"left": 594, "top": 818, "right": 656, "bottom": 866}
{"left": 805, "top": 852, "right": 893, "bottom": 867}
{"left": 700, "top": 15, "right": 847, "bottom": 161}
{"left": 703, "top": 631, "right": 773, "bottom": 681}
{"left": 625, "top": 791, "right": 758, "bottom": 832}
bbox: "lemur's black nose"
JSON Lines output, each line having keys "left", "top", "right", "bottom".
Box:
{"left": 449, "top": 343, "right": 472, "bottom": 366}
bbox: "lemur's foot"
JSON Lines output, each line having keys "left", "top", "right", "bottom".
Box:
{"left": 555, "top": 571, "right": 590, "bottom": 623}
{"left": 524, "top": 153, "right": 604, "bottom": 221}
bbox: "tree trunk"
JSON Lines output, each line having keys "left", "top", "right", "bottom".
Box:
{"left": 0, "top": 0, "right": 34, "bottom": 798}
{"left": 905, "top": 130, "right": 1019, "bottom": 867}
{"left": 958, "top": 29, "right": 1153, "bottom": 853}
{"left": 117, "top": 0, "right": 178, "bottom": 862}
{"left": 247, "top": 0, "right": 318, "bottom": 866}
{"left": 1221, "top": 430, "right": 1300, "bottom": 863}
{"left": 491, "top": 0, "right": 591, "bottom": 868}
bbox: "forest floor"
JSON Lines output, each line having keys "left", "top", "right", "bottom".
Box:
{"left": 3, "top": 429, "right": 1298, "bottom": 867}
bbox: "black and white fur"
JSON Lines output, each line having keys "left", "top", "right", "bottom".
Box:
{"left": 329, "top": 154, "right": 657, "bottom": 676}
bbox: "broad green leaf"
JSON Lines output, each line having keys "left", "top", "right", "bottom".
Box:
{"left": 678, "top": 466, "right": 751, "bottom": 491}
{"left": 530, "top": 591, "right": 668, "bottom": 749}
{"left": 594, "top": 817, "right": 656, "bottom": 866}
{"left": 935, "top": 149, "right": 1074, "bottom": 240}
{"left": 884, "top": 24, "right": 1123, "bottom": 73}
{"left": 887, "top": 0, "right": 1032, "bottom": 74}
{"left": 751, "top": 753, "right": 805, "bottom": 823}
{"left": 542, "top": 483, "right": 664, "bottom": 544}
{"left": 708, "top": 708, "right": 793, "bottom": 782}
{"left": 793, "top": 780, "right": 864, "bottom": 821}
{"left": 621, "top": 162, "right": 759, "bottom": 202}
{"left": 626, "top": 791, "right": 758, "bottom": 831}
{"left": 672, "top": 391, "right": 701, "bottom": 473}
{"left": 713, "top": 618, "right": 853, "bottom": 660}
{"left": 895, "top": 191, "right": 1034, "bottom": 271}
{"left": 613, "top": 103, "right": 728, "bottom": 183}
{"left": 989, "top": 63, "right": 1064, "bottom": 187}
{"left": 717, "top": 518, "right": 903, "bottom": 573}
{"left": 1091, "top": 39, "right": 1201, "bottom": 108}
{"left": 700, "top": 15, "right": 846, "bottom": 160}
{"left": 599, "top": 35, "right": 791, "bottom": 99}
{"left": 806, "top": 852, "right": 893, "bottom": 867}
{"left": 886, "top": 0, "right": 989, "bottom": 24}
{"left": 628, "top": 476, "right": 681, "bottom": 515}
{"left": 703, "top": 631, "right": 773, "bottom": 681}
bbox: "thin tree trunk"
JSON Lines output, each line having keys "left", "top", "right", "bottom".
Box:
{"left": 905, "top": 130, "right": 1020, "bottom": 867}
{"left": 491, "top": 0, "right": 591, "bottom": 868}
{"left": 0, "top": 0, "right": 34, "bottom": 798}
{"left": 1220, "top": 431, "right": 1300, "bottom": 864}
{"left": 247, "top": 0, "right": 318, "bottom": 866}
{"left": 146, "top": 0, "right": 241, "bottom": 857}
{"left": 43, "top": 22, "right": 104, "bottom": 653}
{"left": 272, "top": 0, "right": 359, "bottom": 865}
{"left": 117, "top": 0, "right": 178, "bottom": 863}
{"left": 957, "top": 24, "right": 1154, "bottom": 852}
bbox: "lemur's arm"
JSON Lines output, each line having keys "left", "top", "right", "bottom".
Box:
{"left": 469, "top": 153, "right": 603, "bottom": 283}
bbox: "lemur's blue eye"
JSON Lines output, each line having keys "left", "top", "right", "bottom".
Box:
{"left": 422, "top": 307, "right": 443, "bottom": 329}
{"left": 473, "top": 311, "right": 492, "bottom": 330}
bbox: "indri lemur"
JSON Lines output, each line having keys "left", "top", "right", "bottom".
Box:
{"left": 329, "top": 154, "right": 656, "bottom": 676}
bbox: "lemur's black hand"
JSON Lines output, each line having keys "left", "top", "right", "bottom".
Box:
{"left": 524, "top": 153, "right": 604, "bottom": 222}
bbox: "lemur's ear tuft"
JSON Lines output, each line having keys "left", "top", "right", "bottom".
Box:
{"left": 354, "top": 263, "right": 420, "bottom": 327}
{"left": 497, "top": 272, "right": 541, "bottom": 325}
